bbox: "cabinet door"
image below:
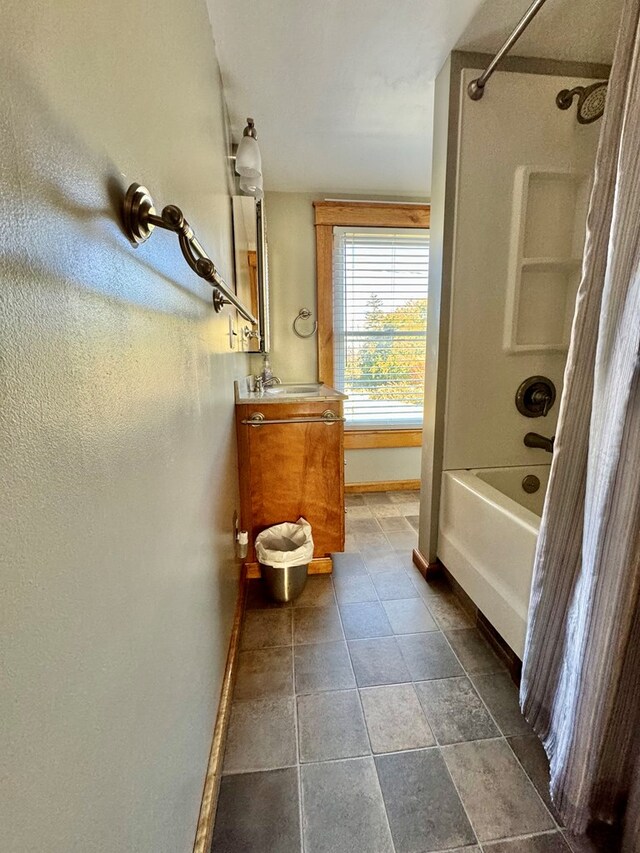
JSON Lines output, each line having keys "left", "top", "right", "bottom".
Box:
{"left": 237, "top": 402, "right": 344, "bottom": 560}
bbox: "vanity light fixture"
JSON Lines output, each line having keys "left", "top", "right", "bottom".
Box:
{"left": 235, "top": 118, "right": 262, "bottom": 179}
{"left": 239, "top": 173, "right": 264, "bottom": 200}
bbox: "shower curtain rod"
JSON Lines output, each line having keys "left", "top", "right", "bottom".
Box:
{"left": 467, "top": 0, "right": 549, "bottom": 100}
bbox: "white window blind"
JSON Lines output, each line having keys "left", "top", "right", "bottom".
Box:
{"left": 333, "top": 226, "right": 429, "bottom": 429}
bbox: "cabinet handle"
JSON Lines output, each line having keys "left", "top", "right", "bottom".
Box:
{"left": 242, "top": 410, "right": 345, "bottom": 426}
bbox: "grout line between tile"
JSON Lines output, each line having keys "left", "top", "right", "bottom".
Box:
{"left": 331, "top": 572, "right": 397, "bottom": 853}
{"left": 221, "top": 760, "right": 298, "bottom": 778}
{"left": 374, "top": 601, "right": 481, "bottom": 851}
{"left": 503, "top": 739, "right": 565, "bottom": 832}
{"left": 291, "top": 615, "right": 305, "bottom": 853}
{"left": 458, "top": 674, "right": 561, "bottom": 832}
{"left": 239, "top": 639, "right": 293, "bottom": 651}
{"left": 216, "top": 732, "right": 551, "bottom": 777}
{"left": 433, "top": 612, "right": 559, "bottom": 836}
{"left": 478, "top": 826, "right": 566, "bottom": 851}
{"left": 438, "top": 747, "right": 482, "bottom": 850}
{"left": 404, "top": 649, "right": 482, "bottom": 850}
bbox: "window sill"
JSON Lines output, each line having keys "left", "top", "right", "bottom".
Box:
{"left": 344, "top": 428, "right": 423, "bottom": 449}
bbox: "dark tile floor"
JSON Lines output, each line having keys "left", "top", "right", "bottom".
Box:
{"left": 212, "top": 491, "right": 593, "bottom": 853}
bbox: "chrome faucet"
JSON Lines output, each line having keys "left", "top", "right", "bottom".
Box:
{"left": 524, "top": 432, "right": 555, "bottom": 453}
{"left": 253, "top": 375, "right": 281, "bottom": 394}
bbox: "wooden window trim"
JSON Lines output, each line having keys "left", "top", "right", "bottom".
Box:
{"left": 314, "top": 201, "right": 429, "bottom": 450}
{"left": 314, "top": 200, "right": 430, "bottom": 229}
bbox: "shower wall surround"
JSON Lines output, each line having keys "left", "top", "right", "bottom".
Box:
{"left": 444, "top": 67, "right": 600, "bottom": 471}
{"left": 420, "top": 51, "right": 607, "bottom": 563}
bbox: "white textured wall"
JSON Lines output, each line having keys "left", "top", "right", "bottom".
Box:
{"left": 265, "top": 191, "right": 424, "bottom": 484}
{"left": 443, "top": 69, "right": 600, "bottom": 470}
{"left": 0, "top": 3, "right": 247, "bottom": 851}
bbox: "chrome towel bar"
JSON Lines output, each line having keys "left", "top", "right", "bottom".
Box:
{"left": 242, "top": 410, "right": 344, "bottom": 426}
{"left": 122, "top": 183, "right": 258, "bottom": 324}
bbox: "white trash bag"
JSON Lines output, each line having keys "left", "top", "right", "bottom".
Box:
{"left": 255, "top": 518, "right": 314, "bottom": 568}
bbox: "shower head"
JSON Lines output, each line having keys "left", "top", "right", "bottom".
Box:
{"left": 556, "top": 81, "right": 608, "bottom": 124}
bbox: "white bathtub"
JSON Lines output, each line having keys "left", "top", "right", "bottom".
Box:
{"left": 438, "top": 465, "right": 550, "bottom": 659}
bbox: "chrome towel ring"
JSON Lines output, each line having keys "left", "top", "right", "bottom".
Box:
{"left": 293, "top": 308, "right": 317, "bottom": 339}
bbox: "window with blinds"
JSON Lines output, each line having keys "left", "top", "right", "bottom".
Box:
{"left": 333, "top": 226, "right": 429, "bottom": 429}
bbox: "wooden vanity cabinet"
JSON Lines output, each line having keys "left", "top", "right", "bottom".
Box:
{"left": 235, "top": 398, "right": 345, "bottom": 568}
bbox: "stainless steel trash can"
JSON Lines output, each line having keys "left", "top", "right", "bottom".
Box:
{"left": 260, "top": 561, "right": 309, "bottom": 603}
{"left": 255, "top": 518, "right": 314, "bottom": 604}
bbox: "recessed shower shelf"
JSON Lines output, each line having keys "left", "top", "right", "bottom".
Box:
{"left": 504, "top": 166, "right": 590, "bottom": 354}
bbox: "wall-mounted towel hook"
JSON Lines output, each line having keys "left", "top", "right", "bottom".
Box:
{"left": 293, "top": 308, "right": 317, "bottom": 339}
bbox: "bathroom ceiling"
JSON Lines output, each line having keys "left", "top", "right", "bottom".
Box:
{"left": 207, "top": 0, "right": 622, "bottom": 198}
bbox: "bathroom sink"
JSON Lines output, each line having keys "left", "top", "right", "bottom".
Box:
{"left": 235, "top": 380, "right": 346, "bottom": 403}
{"left": 264, "top": 383, "right": 323, "bottom": 396}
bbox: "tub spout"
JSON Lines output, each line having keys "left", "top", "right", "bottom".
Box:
{"left": 524, "top": 432, "right": 555, "bottom": 453}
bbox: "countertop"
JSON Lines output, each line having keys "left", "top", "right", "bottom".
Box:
{"left": 234, "top": 381, "right": 348, "bottom": 405}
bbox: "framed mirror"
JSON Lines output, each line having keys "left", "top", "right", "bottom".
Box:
{"left": 232, "top": 195, "right": 270, "bottom": 353}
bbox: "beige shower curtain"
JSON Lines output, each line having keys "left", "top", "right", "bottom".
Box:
{"left": 520, "top": 0, "right": 640, "bottom": 848}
